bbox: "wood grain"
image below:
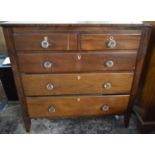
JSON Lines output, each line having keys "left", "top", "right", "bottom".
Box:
{"left": 17, "top": 51, "right": 137, "bottom": 73}
{"left": 10, "top": 24, "right": 143, "bottom": 33}
{"left": 80, "top": 34, "right": 141, "bottom": 50}
{"left": 133, "top": 22, "right": 155, "bottom": 132}
{"left": 22, "top": 73, "right": 134, "bottom": 96}
{"left": 124, "top": 25, "right": 152, "bottom": 127}
{"left": 1, "top": 23, "right": 150, "bottom": 131}
{"left": 27, "top": 95, "right": 129, "bottom": 118}
{"left": 13, "top": 33, "right": 77, "bottom": 51}
{"left": 3, "top": 28, "right": 31, "bottom": 132}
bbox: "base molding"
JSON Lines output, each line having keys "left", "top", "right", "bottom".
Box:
{"left": 133, "top": 106, "right": 155, "bottom": 133}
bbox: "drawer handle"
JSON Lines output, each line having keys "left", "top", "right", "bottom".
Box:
{"left": 107, "top": 36, "right": 116, "bottom": 48}
{"left": 103, "top": 82, "right": 112, "bottom": 89}
{"left": 49, "top": 106, "right": 56, "bottom": 113}
{"left": 46, "top": 83, "right": 54, "bottom": 91}
{"left": 105, "top": 60, "right": 114, "bottom": 67}
{"left": 43, "top": 61, "right": 53, "bottom": 69}
{"left": 101, "top": 105, "right": 109, "bottom": 112}
{"left": 41, "top": 36, "right": 50, "bottom": 48}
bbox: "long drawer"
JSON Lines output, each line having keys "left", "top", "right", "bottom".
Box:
{"left": 21, "top": 73, "right": 134, "bottom": 96}
{"left": 27, "top": 95, "right": 130, "bottom": 117}
{"left": 13, "top": 33, "right": 77, "bottom": 51}
{"left": 80, "top": 34, "right": 141, "bottom": 50}
{"left": 18, "top": 51, "right": 137, "bottom": 73}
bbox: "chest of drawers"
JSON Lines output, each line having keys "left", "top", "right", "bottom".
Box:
{"left": 2, "top": 23, "right": 151, "bottom": 132}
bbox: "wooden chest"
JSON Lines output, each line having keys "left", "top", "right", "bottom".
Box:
{"left": 2, "top": 23, "right": 151, "bottom": 132}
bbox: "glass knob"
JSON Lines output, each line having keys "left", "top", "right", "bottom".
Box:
{"left": 101, "top": 105, "right": 109, "bottom": 112}
{"left": 105, "top": 60, "right": 114, "bottom": 68}
{"left": 41, "top": 36, "right": 50, "bottom": 48}
{"left": 46, "top": 83, "right": 54, "bottom": 91}
{"left": 103, "top": 82, "right": 112, "bottom": 89}
{"left": 107, "top": 36, "right": 116, "bottom": 48}
{"left": 43, "top": 61, "right": 52, "bottom": 69}
{"left": 49, "top": 106, "right": 56, "bottom": 113}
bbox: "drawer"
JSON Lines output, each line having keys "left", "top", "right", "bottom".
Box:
{"left": 27, "top": 95, "right": 129, "bottom": 117}
{"left": 18, "top": 51, "right": 137, "bottom": 73}
{"left": 21, "top": 73, "right": 134, "bottom": 96}
{"left": 13, "top": 33, "right": 77, "bottom": 51}
{"left": 80, "top": 34, "right": 141, "bottom": 50}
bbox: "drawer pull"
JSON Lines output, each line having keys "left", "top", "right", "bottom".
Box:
{"left": 107, "top": 36, "right": 116, "bottom": 48}
{"left": 43, "top": 61, "right": 52, "bottom": 69}
{"left": 41, "top": 36, "right": 50, "bottom": 48}
{"left": 46, "top": 83, "right": 54, "bottom": 91}
{"left": 105, "top": 60, "right": 114, "bottom": 68}
{"left": 49, "top": 106, "right": 56, "bottom": 113}
{"left": 103, "top": 82, "right": 112, "bottom": 89}
{"left": 101, "top": 105, "right": 109, "bottom": 112}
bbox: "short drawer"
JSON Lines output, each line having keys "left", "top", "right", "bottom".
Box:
{"left": 13, "top": 33, "right": 77, "bottom": 51}
{"left": 27, "top": 95, "right": 129, "bottom": 118}
{"left": 80, "top": 34, "right": 141, "bottom": 50}
{"left": 21, "top": 73, "right": 134, "bottom": 96}
{"left": 18, "top": 51, "right": 137, "bottom": 73}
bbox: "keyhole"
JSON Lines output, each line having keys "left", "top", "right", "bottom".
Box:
{"left": 77, "top": 55, "right": 81, "bottom": 60}
{"left": 77, "top": 98, "right": 81, "bottom": 102}
{"left": 77, "top": 75, "right": 81, "bottom": 80}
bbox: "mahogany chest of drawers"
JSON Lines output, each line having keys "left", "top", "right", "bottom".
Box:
{"left": 2, "top": 23, "right": 151, "bottom": 132}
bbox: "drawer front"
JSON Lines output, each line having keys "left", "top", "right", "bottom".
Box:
{"left": 27, "top": 95, "right": 129, "bottom": 117}
{"left": 18, "top": 51, "right": 137, "bottom": 73}
{"left": 22, "top": 73, "right": 134, "bottom": 96}
{"left": 80, "top": 34, "right": 141, "bottom": 50}
{"left": 13, "top": 33, "right": 77, "bottom": 51}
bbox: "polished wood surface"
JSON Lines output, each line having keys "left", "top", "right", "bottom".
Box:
{"left": 27, "top": 95, "right": 129, "bottom": 117}
{"left": 18, "top": 51, "right": 137, "bottom": 73}
{"left": 3, "top": 28, "right": 31, "bottom": 132}
{"left": 80, "top": 34, "right": 141, "bottom": 50}
{"left": 139, "top": 49, "right": 155, "bottom": 121}
{"left": 124, "top": 25, "right": 151, "bottom": 127}
{"left": 9, "top": 25, "right": 144, "bottom": 33}
{"left": 22, "top": 73, "right": 133, "bottom": 96}
{"left": 13, "top": 33, "right": 77, "bottom": 51}
{"left": 2, "top": 23, "right": 150, "bottom": 131}
{"left": 133, "top": 22, "right": 155, "bottom": 133}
